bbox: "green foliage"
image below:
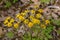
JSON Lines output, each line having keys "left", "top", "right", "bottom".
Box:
{"left": 39, "top": 24, "right": 54, "bottom": 40}
{"left": 13, "top": 0, "right": 18, "bottom": 3}
{"left": 51, "top": 19, "right": 60, "bottom": 25}
{"left": 40, "top": 0, "right": 50, "bottom": 4}
{"left": 23, "top": 24, "right": 54, "bottom": 40}
{"left": 31, "top": 24, "right": 41, "bottom": 32}
{"left": 57, "top": 30, "right": 60, "bottom": 34}
{"left": 23, "top": 32, "right": 31, "bottom": 40}
{"left": 5, "top": 0, "right": 18, "bottom": 8}
{"left": 5, "top": 1, "right": 11, "bottom": 8}
{"left": 6, "top": 32, "right": 14, "bottom": 38}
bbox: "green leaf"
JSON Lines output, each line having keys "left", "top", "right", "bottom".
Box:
{"left": 40, "top": 0, "right": 50, "bottom": 4}
{"left": 32, "top": 38, "right": 36, "bottom": 40}
{"left": 5, "top": 1, "right": 11, "bottom": 8}
{"left": 57, "top": 30, "right": 60, "bottom": 34}
{"left": 13, "top": 0, "right": 18, "bottom": 3}
{"left": 6, "top": 32, "right": 14, "bottom": 38}
{"left": 45, "top": 33, "right": 52, "bottom": 39}
{"left": 31, "top": 24, "right": 40, "bottom": 31}
{"left": 52, "top": 19, "right": 60, "bottom": 25}
{"left": 46, "top": 25, "right": 53, "bottom": 33}
{"left": 23, "top": 32, "right": 31, "bottom": 40}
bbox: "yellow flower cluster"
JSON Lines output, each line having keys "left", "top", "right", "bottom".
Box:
{"left": 4, "top": 16, "right": 14, "bottom": 27}
{"left": 45, "top": 20, "right": 50, "bottom": 25}
{"left": 24, "top": 10, "right": 29, "bottom": 13}
{"left": 24, "top": 19, "right": 29, "bottom": 24}
{"left": 4, "top": 16, "right": 19, "bottom": 28}
{"left": 30, "top": 10, "right": 35, "bottom": 14}
{"left": 40, "top": 20, "right": 50, "bottom": 29}
{"left": 29, "top": 15, "right": 34, "bottom": 19}
{"left": 16, "top": 13, "right": 25, "bottom": 21}
{"left": 3, "top": 9, "right": 50, "bottom": 29}
{"left": 31, "top": 18, "right": 40, "bottom": 24}
{"left": 15, "top": 10, "right": 42, "bottom": 28}
{"left": 38, "top": 9, "right": 43, "bottom": 13}
{"left": 14, "top": 23, "right": 19, "bottom": 29}
{"left": 28, "top": 22, "right": 33, "bottom": 28}
{"left": 36, "top": 13, "right": 42, "bottom": 18}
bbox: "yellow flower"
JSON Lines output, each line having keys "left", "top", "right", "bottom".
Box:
{"left": 31, "top": 10, "right": 35, "bottom": 14}
{"left": 38, "top": 9, "right": 43, "bottom": 13}
{"left": 10, "top": 18, "right": 15, "bottom": 23}
{"left": 24, "top": 19, "right": 29, "bottom": 24}
{"left": 36, "top": 13, "right": 42, "bottom": 18}
{"left": 29, "top": 15, "right": 34, "bottom": 19}
{"left": 24, "top": 10, "right": 29, "bottom": 13}
{"left": 14, "top": 23, "right": 19, "bottom": 29}
{"left": 6, "top": 16, "right": 11, "bottom": 20}
{"left": 31, "top": 18, "right": 40, "bottom": 24}
{"left": 16, "top": 13, "right": 21, "bottom": 18}
{"left": 4, "top": 20, "right": 8, "bottom": 24}
{"left": 19, "top": 15, "right": 25, "bottom": 21}
{"left": 45, "top": 20, "right": 50, "bottom": 25}
{"left": 7, "top": 23, "right": 12, "bottom": 27}
{"left": 21, "top": 12, "right": 26, "bottom": 16}
{"left": 28, "top": 22, "right": 33, "bottom": 28}
{"left": 41, "top": 24, "right": 46, "bottom": 29}
{"left": 34, "top": 5, "right": 39, "bottom": 8}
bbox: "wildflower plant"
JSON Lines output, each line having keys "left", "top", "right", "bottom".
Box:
{"left": 3, "top": 5, "right": 59, "bottom": 40}
{"left": 6, "top": 32, "right": 14, "bottom": 38}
